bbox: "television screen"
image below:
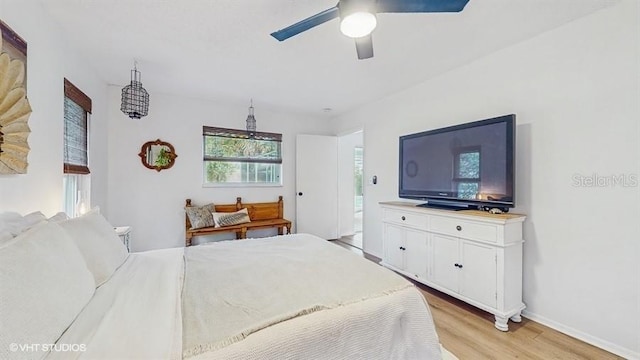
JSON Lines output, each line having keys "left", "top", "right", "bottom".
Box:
{"left": 399, "top": 114, "right": 515, "bottom": 210}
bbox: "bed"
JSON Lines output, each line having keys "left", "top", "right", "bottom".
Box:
{"left": 0, "top": 210, "right": 444, "bottom": 359}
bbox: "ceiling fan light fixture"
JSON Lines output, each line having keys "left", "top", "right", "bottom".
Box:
{"left": 340, "top": 11, "right": 377, "bottom": 38}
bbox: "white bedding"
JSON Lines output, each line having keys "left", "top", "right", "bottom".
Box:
{"left": 47, "top": 248, "right": 184, "bottom": 360}
{"left": 183, "top": 234, "right": 441, "bottom": 359}
{"left": 46, "top": 234, "right": 442, "bottom": 359}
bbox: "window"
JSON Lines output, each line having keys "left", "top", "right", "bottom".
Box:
{"left": 453, "top": 147, "right": 480, "bottom": 200}
{"left": 63, "top": 79, "right": 91, "bottom": 217}
{"left": 203, "top": 126, "right": 282, "bottom": 186}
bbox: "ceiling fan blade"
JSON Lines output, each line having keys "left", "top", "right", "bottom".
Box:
{"left": 270, "top": 6, "right": 340, "bottom": 41}
{"left": 376, "top": 0, "right": 470, "bottom": 13}
{"left": 355, "top": 35, "right": 374, "bottom": 60}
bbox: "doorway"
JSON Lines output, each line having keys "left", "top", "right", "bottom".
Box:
{"left": 352, "top": 146, "right": 363, "bottom": 246}
{"left": 337, "top": 130, "right": 363, "bottom": 250}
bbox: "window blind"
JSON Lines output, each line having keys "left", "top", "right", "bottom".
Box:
{"left": 202, "top": 126, "right": 282, "bottom": 164}
{"left": 63, "top": 79, "right": 91, "bottom": 174}
{"left": 64, "top": 78, "right": 92, "bottom": 114}
{"left": 202, "top": 126, "right": 282, "bottom": 142}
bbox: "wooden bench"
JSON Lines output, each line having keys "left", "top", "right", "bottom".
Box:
{"left": 185, "top": 196, "right": 292, "bottom": 247}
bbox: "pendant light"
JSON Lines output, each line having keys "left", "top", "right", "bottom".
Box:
{"left": 121, "top": 61, "right": 149, "bottom": 119}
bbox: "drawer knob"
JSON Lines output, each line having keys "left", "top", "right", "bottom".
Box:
{"left": 456, "top": 225, "right": 462, "bottom": 231}
{"left": 401, "top": 216, "right": 406, "bottom": 221}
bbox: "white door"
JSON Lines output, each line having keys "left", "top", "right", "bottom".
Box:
{"left": 431, "top": 233, "right": 459, "bottom": 291}
{"left": 460, "top": 240, "right": 497, "bottom": 308}
{"left": 404, "top": 229, "right": 429, "bottom": 281}
{"left": 383, "top": 224, "right": 405, "bottom": 269}
{"left": 296, "top": 134, "right": 338, "bottom": 239}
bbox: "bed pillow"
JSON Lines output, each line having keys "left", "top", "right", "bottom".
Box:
{"left": 20, "top": 211, "right": 47, "bottom": 230}
{"left": 48, "top": 211, "right": 70, "bottom": 222}
{"left": 186, "top": 203, "right": 216, "bottom": 229}
{"left": 0, "top": 211, "right": 22, "bottom": 231}
{"left": 0, "top": 212, "right": 21, "bottom": 247}
{"left": 0, "top": 222, "right": 95, "bottom": 360}
{"left": 59, "top": 209, "right": 129, "bottom": 287}
{"left": 0, "top": 211, "right": 47, "bottom": 237}
{"left": 0, "top": 230, "right": 13, "bottom": 248}
{"left": 213, "top": 208, "right": 251, "bottom": 227}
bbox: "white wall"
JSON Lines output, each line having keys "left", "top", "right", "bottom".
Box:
{"left": 337, "top": 130, "right": 363, "bottom": 237}
{"left": 330, "top": 1, "right": 639, "bottom": 358}
{"left": 0, "top": 1, "right": 109, "bottom": 216}
{"left": 106, "top": 88, "right": 332, "bottom": 251}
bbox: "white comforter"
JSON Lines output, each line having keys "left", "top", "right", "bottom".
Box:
{"left": 48, "top": 234, "right": 442, "bottom": 359}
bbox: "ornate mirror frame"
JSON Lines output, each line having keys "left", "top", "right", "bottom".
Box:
{"left": 138, "top": 139, "right": 177, "bottom": 172}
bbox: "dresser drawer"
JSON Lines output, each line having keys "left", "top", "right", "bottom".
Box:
{"left": 430, "top": 215, "right": 497, "bottom": 242}
{"left": 382, "top": 209, "right": 427, "bottom": 230}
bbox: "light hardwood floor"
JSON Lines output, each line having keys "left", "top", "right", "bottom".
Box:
{"left": 333, "top": 240, "right": 622, "bottom": 360}
{"left": 419, "top": 285, "right": 622, "bottom": 360}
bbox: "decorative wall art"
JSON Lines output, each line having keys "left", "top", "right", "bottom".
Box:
{"left": 0, "top": 20, "right": 32, "bottom": 174}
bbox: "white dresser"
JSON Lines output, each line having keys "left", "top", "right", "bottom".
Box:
{"left": 380, "top": 201, "right": 526, "bottom": 331}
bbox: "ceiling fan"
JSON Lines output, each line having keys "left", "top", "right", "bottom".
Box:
{"left": 270, "top": 0, "right": 471, "bottom": 60}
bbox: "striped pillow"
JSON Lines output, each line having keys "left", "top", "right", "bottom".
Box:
{"left": 212, "top": 208, "right": 251, "bottom": 227}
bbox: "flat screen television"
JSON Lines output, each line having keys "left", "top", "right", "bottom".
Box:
{"left": 399, "top": 114, "right": 515, "bottom": 211}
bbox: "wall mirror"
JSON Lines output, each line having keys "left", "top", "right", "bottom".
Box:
{"left": 138, "top": 139, "right": 177, "bottom": 172}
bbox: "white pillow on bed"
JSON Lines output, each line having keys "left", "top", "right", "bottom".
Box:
{"left": 59, "top": 209, "right": 129, "bottom": 286}
{"left": 0, "top": 211, "right": 47, "bottom": 237}
{"left": 48, "top": 211, "right": 70, "bottom": 222}
{"left": 20, "top": 211, "right": 47, "bottom": 230}
{"left": 0, "top": 230, "right": 12, "bottom": 247}
{"left": 0, "top": 211, "right": 22, "bottom": 230}
{"left": 0, "top": 222, "right": 95, "bottom": 360}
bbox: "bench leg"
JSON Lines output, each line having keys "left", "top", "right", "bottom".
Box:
{"left": 240, "top": 228, "right": 247, "bottom": 239}
{"left": 186, "top": 235, "right": 192, "bottom": 247}
{"left": 286, "top": 224, "right": 291, "bottom": 235}
{"left": 278, "top": 226, "right": 284, "bottom": 236}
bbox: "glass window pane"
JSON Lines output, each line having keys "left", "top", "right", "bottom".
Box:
{"left": 204, "top": 161, "right": 282, "bottom": 185}
{"left": 63, "top": 173, "right": 91, "bottom": 218}
{"left": 457, "top": 151, "right": 479, "bottom": 179}
{"left": 457, "top": 182, "right": 479, "bottom": 200}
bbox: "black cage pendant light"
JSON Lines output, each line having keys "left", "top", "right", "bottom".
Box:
{"left": 246, "top": 99, "right": 257, "bottom": 138}
{"left": 121, "top": 61, "right": 149, "bottom": 119}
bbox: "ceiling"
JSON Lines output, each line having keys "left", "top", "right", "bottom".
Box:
{"left": 39, "top": 0, "right": 616, "bottom": 117}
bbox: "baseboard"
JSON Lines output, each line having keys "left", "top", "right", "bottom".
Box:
{"left": 522, "top": 310, "right": 639, "bottom": 360}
